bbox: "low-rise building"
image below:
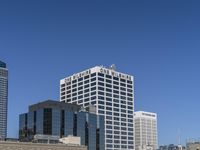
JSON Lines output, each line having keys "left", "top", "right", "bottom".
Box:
{"left": 0, "top": 141, "right": 86, "bottom": 150}
{"left": 59, "top": 135, "right": 81, "bottom": 145}
{"left": 19, "top": 100, "right": 105, "bottom": 150}
{"left": 187, "top": 141, "right": 200, "bottom": 150}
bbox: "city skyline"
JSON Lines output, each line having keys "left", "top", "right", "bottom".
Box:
{"left": 1, "top": 0, "right": 200, "bottom": 146}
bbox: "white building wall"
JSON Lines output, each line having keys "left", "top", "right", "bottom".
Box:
{"left": 60, "top": 66, "right": 134, "bottom": 150}
{"left": 134, "top": 111, "right": 157, "bottom": 150}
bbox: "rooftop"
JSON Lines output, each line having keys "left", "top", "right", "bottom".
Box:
{"left": 0, "top": 60, "right": 6, "bottom": 68}
{"left": 29, "top": 100, "right": 81, "bottom": 112}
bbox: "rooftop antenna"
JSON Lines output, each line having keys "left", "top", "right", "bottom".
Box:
{"left": 177, "top": 128, "right": 181, "bottom": 145}
{"left": 110, "top": 64, "right": 116, "bottom": 70}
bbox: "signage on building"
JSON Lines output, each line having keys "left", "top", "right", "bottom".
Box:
{"left": 65, "top": 67, "right": 132, "bottom": 83}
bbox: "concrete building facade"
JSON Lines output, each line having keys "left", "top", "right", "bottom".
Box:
{"left": 60, "top": 66, "right": 134, "bottom": 150}
{"left": 134, "top": 111, "right": 157, "bottom": 150}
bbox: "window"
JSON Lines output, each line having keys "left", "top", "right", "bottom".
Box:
{"left": 106, "top": 97, "right": 112, "bottom": 102}
{"left": 78, "top": 82, "right": 83, "bottom": 86}
{"left": 84, "top": 89, "right": 89, "bottom": 93}
{"left": 72, "top": 93, "right": 77, "bottom": 96}
{"left": 106, "top": 107, "right": 112, "bottom": 111}
{"left": 106, "top": 93, "right": 112, "bottom": 97}
{"left": 106, "top": 75, "right": 112, "bottom": 79}
{"left": 78, "top": 91, "right": 83, "bottom": 95}
{"left": 98, "top": 73, "right": 104, "bottom": 77}
{"left": 114, "top": 103, "right": 119, "bottom": 107}
{"left": 106, "top": 88, "right": 112, "bottom": 92}
{"left": 72, "top": 80, "right": 77, "bottom": 84}
{"left": 120, "top": 79, "right": 126, "bottom": 82}
{"left": 84, "top": 80, "right": 89, "bottom": 84}
{"left": 127, "top": 84, "right": 132, "bottom": 88}
{"left": 127, "top": 93, "right": 133, "bottom": 97}
{"left": 98, "top": 96, "right": 104, "bottom": 100}
{"left": 98, "top": 82, "right": 104, "bottom": 86}
{"left": 106, "top": 111, "right": 112, "bottom": 115}
{"left": 98, "top": 87, "right": 104, "bottom": 91}
{"left": 120, "top": 83, "right": 126, "bottom": 87}
{"left": 72, "top": 84, "right": 77, "bottom": 88}
{"left": 91, "top": 82, "right": 96, "bottom": 86}
{"left": 78, "top": 95, "right": 83, "bottom": 99}
{"left": 78, "top": 77, "right": 83, "bottom": 81}
{"left": 98, "top": 77, "right": 104, "bottom": 82}
{"left": 113, "top": 90, "right": 119, "bottom": 94}
{"left": 91, "top": 73, "right": 96, "bottom": 77}
{"left": 98, "top": 91, "right": 104, "bottom": 95}
{"left": 78, "top": 86, "right": 83, "bottom": 90}
{"left": 91, "top": 96, "right": 96, "bottom": 100}
{"left": 106, "top": 84, "right": 112, "bottom": 88}
{"left": 91, "top": 87, "right": 96, "bottom": 91}
{"left": 113, "top": 77, "right": 119, "bottom": 81}
{"left": 106, "top": 79, "right": 111, "bottom": 83}
{"left": 84, "top": 93, "right": 89, "bottom": 97}
{"left": 91, "top": 77, "right": 96, "bottom": 82}
{"left": 99, "top": 110, "right": 104, "bottom": 114}
{"left": 99, "top": 101, "right": 104, "bottom": 105}
{"left": 91, "top": 101, "right": 96, "bottom": 105}
{"left": 127, "top": 80, "right": 132, "bottom": 84}
{"left": 106, "top": 126, "right": 112, "bottom": 130}
{"left": 91, "top": 91, "right": 96, "bottom": 95}
{"left": 113, "top": 81, "right": 119, "bottom": 85}
{"left": 72, "top": 88, "right": 77, "bottom": 92}
{"left": 84, "top": 75, "right": 89, "bottom": 79}
{"left": 84, "top": 84, "right": 89, "bottom": 88}
{"left": 99, "top": 105, "right": 104, "bottom": 109}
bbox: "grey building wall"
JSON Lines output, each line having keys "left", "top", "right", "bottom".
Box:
{"left": 65, "top": 111, "right": 74, "bottom": 136}
{"left": 99, "top": 115, "right": 105, "bottom": 150}
{"left": 88, "top": 113, "right": 97, "bottom": 150}
{"left": 0, "top": 61, "right": 8, "bottom": 139}
{"left": 52, "top": 109, "right": 61, "bottom": 136}
{"left": 36, "top": 109, "right": 43, "bottom": 134}
{"left": 77, "top": 112, "right": 86, "bottom": 146}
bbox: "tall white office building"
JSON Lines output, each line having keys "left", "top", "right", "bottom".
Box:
{"left": 60, "top": 65, "right": 134, "bottom": 150}
{"left": 134, "top": 111, "right": 157, "bottom": 150}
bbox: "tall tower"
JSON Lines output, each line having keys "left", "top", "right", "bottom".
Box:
{"left": 60, "top": 65, "right": 134, "bottom": 150}
{"left": 134, "top": 111, "right": 158, "bottom": 150}
{"left": 0, "top": 60, "right": 8, "bottom": 139}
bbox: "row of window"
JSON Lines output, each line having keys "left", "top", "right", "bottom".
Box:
{"left": 61, "top": 81, "right": 133, "bottom": 93}
{"left": 62, "top": 86, "right": 133, "bottom": 96}
{"left": 61, "top": 94, "right": 133, "bottom": 103}
{"left": 106, "top": 121, "right": 133, "bottom": 127}
{"left": 106, "top": 134, "right": 134, "bottom": 140}
{"left": 62, "top": 72, "right": 132, "bottom": 84}
{"left": 106, "top": 130, "right": 133, "bottom": 135}
{"left": 106, "top": 144, "right": 134, "bottom": 149}
{"left": 106, "top": 139, "right": 134, "bottom": 144}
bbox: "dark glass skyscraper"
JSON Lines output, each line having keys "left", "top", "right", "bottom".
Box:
{"left": 0, "top": 60, "right": 8, "bottom": 139}
{"left": 19, "top": 100, "right": 105, "bottom": 150}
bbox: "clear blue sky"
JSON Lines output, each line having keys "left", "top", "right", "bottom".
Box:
{"left": 1, "top": 0, "right": 200, "bottom": 145}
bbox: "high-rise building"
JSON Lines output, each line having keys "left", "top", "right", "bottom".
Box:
{"left": 134, "top": 111, "right": 158, "bottom": 150}
{"left": 0, "top": 60, "right": 8, "bottom": 139}
{"left": 19, "top": 100, "right": 105, "bottom": 150}
{"left": 60, "top": 65, "right": 134, "bottom": 150}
